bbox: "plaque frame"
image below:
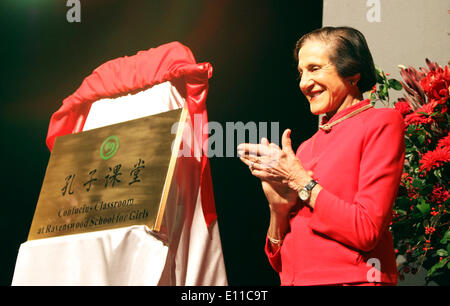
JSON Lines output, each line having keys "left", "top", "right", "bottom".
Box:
{"left": 27, "top": 107, "right": 188, "bottom": 240}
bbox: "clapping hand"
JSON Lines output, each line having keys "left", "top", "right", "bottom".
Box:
{"left": 237, "top": 129, "right": 313, "bottom": 214}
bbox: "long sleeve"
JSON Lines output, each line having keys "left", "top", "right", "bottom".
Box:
{"left": 308, "top": 110, "right": 405, "bottom": 252}
{"left": 264, "top": 236, "right": 282, "bottom": 272}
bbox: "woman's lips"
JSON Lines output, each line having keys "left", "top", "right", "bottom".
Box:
{"left": 310, "top": 91, "right": 324, "bottom": 102}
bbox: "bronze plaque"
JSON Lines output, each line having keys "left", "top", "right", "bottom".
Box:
{"left": 27, "top": 108, "right": 187, "bottom": 240}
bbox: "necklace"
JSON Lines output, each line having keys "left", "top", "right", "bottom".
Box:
{"left": 319, "top": 104, "right": 373, "bottom": 132}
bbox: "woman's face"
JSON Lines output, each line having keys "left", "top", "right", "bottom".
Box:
{"left": 297, "top": 39, "right": 354, "bottom": 117}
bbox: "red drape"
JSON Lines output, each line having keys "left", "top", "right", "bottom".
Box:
{"left": 46, "top": 41, "right": 217, "bottom": 227}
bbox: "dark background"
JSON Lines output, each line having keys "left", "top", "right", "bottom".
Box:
{"left": 0, "top": 0, "right": 322, "bottom": 285}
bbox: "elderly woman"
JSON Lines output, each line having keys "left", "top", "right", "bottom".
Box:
{"left": 238, "top": 27, "right": 405, "bottom": 286}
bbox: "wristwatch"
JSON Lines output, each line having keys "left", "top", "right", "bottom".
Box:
{"left": 298, "top": 179, "right": 318, "bottom": 201}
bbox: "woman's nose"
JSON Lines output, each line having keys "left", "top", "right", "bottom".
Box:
{"left": 299, "top": 74, "right": 314, "bottom": 92}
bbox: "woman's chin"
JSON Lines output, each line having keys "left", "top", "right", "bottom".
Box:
{"left": 309, "top": 105, "right": 326, "bottom": 116}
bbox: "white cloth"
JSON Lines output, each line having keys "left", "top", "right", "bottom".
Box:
{"left": 12, "top": 226, "right": 167, "bottom": 285}
{"left": 12, "top": 82, "right": 227, "bottom": 286}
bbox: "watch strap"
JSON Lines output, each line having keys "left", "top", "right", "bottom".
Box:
{"left": 304, "top": 179, "right": 318, "bottom": 191}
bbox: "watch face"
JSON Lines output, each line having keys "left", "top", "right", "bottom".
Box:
{"left": 299, "top": 189, "right": 309, "bottom": 201}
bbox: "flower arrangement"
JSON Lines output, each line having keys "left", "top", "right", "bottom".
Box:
{"left": 371, "top": 59, "right": 449, "bottom": 284}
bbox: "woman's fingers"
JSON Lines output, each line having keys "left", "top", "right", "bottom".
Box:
{"left": 238, "top": 143, "right": 281, "bottom": 164}
{"left": 239, "top": 156, "right": 252, "bottom": 167}
{"left": 240, "top": 156, "right": 287, "bottom": 183}
{"left": 237, "top": 139, "right": 300, "bottom": 183}
{"left": 239, "top": 156, "right": 270, "bottom": 171}
{"left": 260, "top": 137, "right": 270, "bottom": 146}
{"left": 237, "top": 137, "right": 312, "bottom": 193}
{"left": 239, "top": 150, "right": 282, "bottom": 171}
{"left": 281, "top": 129, "right": 296, "bottom": 156}
{"left": 237, "top": 142, "right": 275, "bottom": 158}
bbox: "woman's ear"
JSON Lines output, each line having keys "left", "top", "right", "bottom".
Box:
{"left": 347, "top": 73, "right": 361, "bottom": 87}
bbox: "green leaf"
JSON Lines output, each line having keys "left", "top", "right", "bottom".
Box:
{"left": 417, "top": 134, "right": 425, "bottom": 145}
{"left": 378, "top": 85, "right": 386, "bottom": 99}
{"left": 433, "top": 169, "right": 442, "bottom": 179}
{"left": 428, "top": 259, "right": 447, "bottom": 277}
{"left": 381, "top": 84, "right": 389, "bottom": 97}
{"left": 395, "top": 197, "right": 409, "bottom": 209}
{"left": 405, "top": 146, "right": 416, "bottom": 153}
{"left": 396, "top": 209, "right": 407, "bottom": 216}
{"left": 412, "top": 179, "right": 424, "bottom": 189}
{"left": 422, "top": 183, "right": 433, "bottom": 194}
{"left": 406, "top": 125, "right": 416, "bottom": 135}
{"left": 405, "top": 137, "right": 413, "bottom": 147}
{"left": 441, "top": 230, "right": 450, "bottom": 244}
{"left": 388, "top": 79, "right": 403, "bottom": 90}
{"left": 436, "top": 249, "right": 449, "bottom": 257}
{"left": 416, "top": 201, "right": 430, "bottom": 216}
{"left": 375, "top": 66, "right": 384, "bottom": 83}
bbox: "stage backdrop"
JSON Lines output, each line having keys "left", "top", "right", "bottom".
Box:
{"left": 323, "top": 0, "right": 449, "bottom": 285}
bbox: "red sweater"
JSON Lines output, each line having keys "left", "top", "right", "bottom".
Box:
{"left": 265, "top": 99, "right": 405, "bottom": 285}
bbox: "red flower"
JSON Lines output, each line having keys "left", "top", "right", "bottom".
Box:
{"left": 416, "top": 102, "right": 436, "bottom": 115}
{"left": 419, "top": 146, "right": 450, "bottom": 173}
{"left": 429, "top": 98, "right": 449, "bottom": 114}
{"left": 405, "top": 114, "right": 430, "bottom": 127}
{"left": 404, "top": 102, "right": 436, "bottom": 126}
{"left": 401, "top": 172, "right": 413, "bottom": 184}
{"left": 419, "top": 65, "right": 450, "bottom": 100}
{"left": 437, "top": 132, "right": 450, "bottom": 149}
{"left": 395, "top": 100, "right": 412, "bottom": 116}
{"left": 430, "top": 184, "right": 450, "bottom": 204}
